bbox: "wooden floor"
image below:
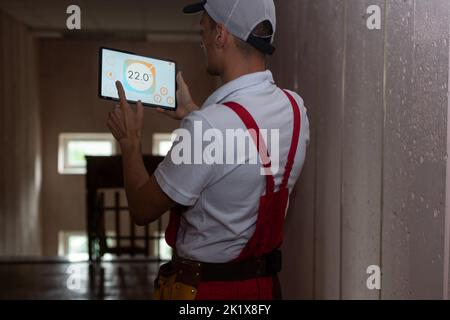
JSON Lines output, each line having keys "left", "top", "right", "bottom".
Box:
{"left": 0, "top": 258, "right": 161, "bottom": 300}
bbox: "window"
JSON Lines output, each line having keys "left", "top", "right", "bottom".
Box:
{"left": 58, "top": 231, "right": 115, "bottom": 262}
{"left": 152, "top": 133, "right": 175, "bottom": 156}
{"left": 58, "top": 231, "right": 89, "bottom": 262}
{"left": 159, "top": 237, "right": 172, "bottom": 261}
{"left": 58, "top": 133, "right": 117, "bottom": 174}
{"left": 58, "top": 230, "right": 171, "bottom": 261}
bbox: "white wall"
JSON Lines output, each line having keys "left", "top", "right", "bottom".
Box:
{"left": 0, "top": 12, "right": 42, "bottom": 256}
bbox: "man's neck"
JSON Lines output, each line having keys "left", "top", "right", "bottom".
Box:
{"left": 220, "top": 56, "right": 266, "bottom": 84}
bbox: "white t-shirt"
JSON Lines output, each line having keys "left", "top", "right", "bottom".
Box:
{"left": 154, "top": 70, "right": 310, "bottom": 263}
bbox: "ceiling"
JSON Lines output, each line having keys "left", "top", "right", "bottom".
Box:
{"left": 0, "top": 0, "right": 202, "bottom": 38}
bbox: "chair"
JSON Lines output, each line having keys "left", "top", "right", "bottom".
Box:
{"left": 85, "top": 155, "right": 167, "bottom": 298}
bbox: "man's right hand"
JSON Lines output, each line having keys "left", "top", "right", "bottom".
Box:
{"left": 155, "top": 71, "right": 198, "bottom": 120}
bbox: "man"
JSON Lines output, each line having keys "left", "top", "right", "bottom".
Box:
{"left": 107, "top": 0, "right": 310, "bottom": 300}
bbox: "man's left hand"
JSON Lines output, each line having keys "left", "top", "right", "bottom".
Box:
{"left": 107, "top": 81, "right": 144, "bottom": 148}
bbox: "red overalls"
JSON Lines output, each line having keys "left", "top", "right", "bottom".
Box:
{"left": 164, "top": 90, "right": 301, "bottom": 300}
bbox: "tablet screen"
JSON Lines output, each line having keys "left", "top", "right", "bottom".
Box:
{"left": 99, "top": 47, "right": 176, "bottom": 110}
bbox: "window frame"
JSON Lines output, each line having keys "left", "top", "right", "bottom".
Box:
{"left": 152, "top": 133, "right": 175, "bottom": 156}
{"left": 58, "top": 133, "right": 117, "bottom": 175}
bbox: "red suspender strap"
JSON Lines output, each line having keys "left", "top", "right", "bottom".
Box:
{"left": 280, "top": 90, "right": 301, "bottom": 190}
{"left": 224, "top": 91, "right": 301, "bottom": 193}
{"left": 223, "top": 102, "right": 275, "bottom": 195}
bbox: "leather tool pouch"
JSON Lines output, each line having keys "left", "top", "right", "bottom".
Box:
{"left": 153, "top": 260, "right": 201, "bottom": 300}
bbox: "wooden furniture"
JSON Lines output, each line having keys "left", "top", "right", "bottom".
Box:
{"left": 85, "top": 155, "right": 167, "bottom": 298}
{"left": 85, "top": 155, "right": 165, "bottom": 263}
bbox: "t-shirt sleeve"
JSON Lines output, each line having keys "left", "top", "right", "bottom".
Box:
{"left": 154, "top": 111, "right": 219, "bottom": 206}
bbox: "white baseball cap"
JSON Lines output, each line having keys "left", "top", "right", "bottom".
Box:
{"left": 183, "top": 0, "right": 276, "bottom": 55}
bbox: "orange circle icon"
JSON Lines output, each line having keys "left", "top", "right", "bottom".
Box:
{"left": 160, "top": 87, "right": 168, "bottom": 96}
{"left": 167, "top": 97, "right": 174, "bottom": 105}
{"left": 154, "top": 94, "right": 162, "bottom": 103}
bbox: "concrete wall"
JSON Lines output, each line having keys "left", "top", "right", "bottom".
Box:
{"left": 39, "top": 39, "right": 217, "bottom": 256}
{"left": 272, "top": 0, "right": 450, "bottom": 299}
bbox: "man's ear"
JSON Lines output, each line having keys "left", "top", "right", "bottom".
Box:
{"left": 215, "top": 23, "right": 228, "bottom": 49}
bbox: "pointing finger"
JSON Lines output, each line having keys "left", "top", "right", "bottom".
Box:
{"left": 115, "top": 81, "right": 128, "bottom": 109}
{"left": 137, "top": 100, "right": 144, "bottom": 120}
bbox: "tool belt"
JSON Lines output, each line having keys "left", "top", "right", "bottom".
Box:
{"left": 153, "top": 250, "right": 282, "bottom": 300}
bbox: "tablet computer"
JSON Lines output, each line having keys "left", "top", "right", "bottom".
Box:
{"left": 99, "top": 47, "right": 177, "bottom": 110}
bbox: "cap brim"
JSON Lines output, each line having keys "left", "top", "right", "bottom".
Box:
{"left": 183, "top": 1, "right": 206, "bottom": 14}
